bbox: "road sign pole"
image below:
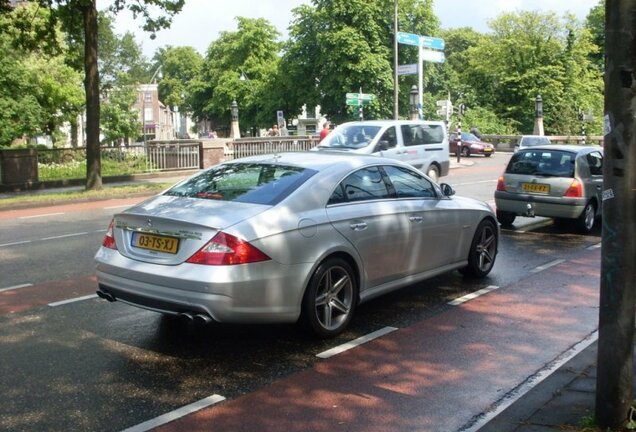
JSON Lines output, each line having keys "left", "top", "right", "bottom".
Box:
{"left": 418, "top": 45, "right": 423, "bottom": 119}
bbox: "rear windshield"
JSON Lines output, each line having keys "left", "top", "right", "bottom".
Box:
{"left": 520, "top": 136, "right": 551, "bottom": 147}
{"left": 164, "top": 163, "right": 317, "bottom": 205}
{"left": 506, "top": 150, "right": 575, "bottom": 177}
{"left": 318, "top": 124, "right": 382, "bottom": 149}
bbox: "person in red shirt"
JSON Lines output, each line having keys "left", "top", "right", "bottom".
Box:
{"left": 319, "top": 122, "right": 330, "bottom": 141}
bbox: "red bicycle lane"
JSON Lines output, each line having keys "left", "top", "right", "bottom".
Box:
{"left": 146, "top": 248, "right": 600, "bottom": 432}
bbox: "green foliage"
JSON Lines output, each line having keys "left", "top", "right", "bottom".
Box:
{"left": 191, "top": 17, "right": 282, "bottom": 133}
{"left": 38, "top": 149, "right": 150, "bottom": 181}
{"left": 585, "top": 0, "right": 605, "bottom": 71}
{"left": 101, "top": 87, "right": 141, "bottom": 145}
{"left": 154, "top": 46, "right": 203, "bottom": 113}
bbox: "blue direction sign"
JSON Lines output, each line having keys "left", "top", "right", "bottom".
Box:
{"left": 397, "top": 32, "right": 420, "bottom": 47}
{"left": 421, "top": 35, "right": 445, "bottom": 50}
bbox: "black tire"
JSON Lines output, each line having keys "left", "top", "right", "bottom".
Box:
{"left": 462, "top": 146, "right": 470, "bottom": 157}
{"left": 301, "top": 257, "right": 357, "bottom": 338}
{"left": 484, "top": 153, "right": 492, "bottom": 157}
{"left": 496, "top": 210, "right": 516, "bottom": 227}
{"left": 460, "top": 219, "right": 498, "bottom": 278}
{"left": 576, "top": 201, "right": 596, "bottom": 233}
{"left": 427, "top": 165, "right": 440, "bottom": 183}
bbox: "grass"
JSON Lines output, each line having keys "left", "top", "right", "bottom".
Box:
{"left": 0, "top": 183, "right": 171, "bottom": 209}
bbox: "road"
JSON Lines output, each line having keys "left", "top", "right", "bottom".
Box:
{"left": 0, "top": 153, "right": 602, "bottom": 431}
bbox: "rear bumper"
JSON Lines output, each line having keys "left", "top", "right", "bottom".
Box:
{"left": 494, "top": 191, "right": 585, "bottom": 219}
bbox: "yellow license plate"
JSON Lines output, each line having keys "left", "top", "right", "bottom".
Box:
{"left": 132, "top": 232, "right": 179, "bottom": 254}
{"left": 521, "top": 182, "right": 550, "bottom": 193}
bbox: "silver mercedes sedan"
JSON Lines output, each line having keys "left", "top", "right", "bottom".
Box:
{"left": 95, "top": 152, "right": 498, "bottom": 338}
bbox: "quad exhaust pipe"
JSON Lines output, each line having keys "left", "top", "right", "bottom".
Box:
{"left": 179, "top": 312, "right": 212, "bottom": 324}
{"left": 96, "top": 289, "right": 116, "bottom": 302}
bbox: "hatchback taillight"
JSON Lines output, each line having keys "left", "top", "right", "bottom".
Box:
{"left": 102, "top": 219, "right": 117, "bottom": 250}
{"left": 186, "top": 232, "right": 271, "bottom": 265}
{"left": 564, "top": 179, "right": 583, "bottom": 197}
{"left": 496, "top": 176, "right": 506, "bottom": 191}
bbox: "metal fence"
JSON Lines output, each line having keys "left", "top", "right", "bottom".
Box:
{"left": 226, "top": 136, "right": 319, "bottom": 160}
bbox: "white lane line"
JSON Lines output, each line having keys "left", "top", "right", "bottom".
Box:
{"left": 120, "top": 394, "right": 226, "bottom": 432}
{"left": 448, "top": 285, "right": 500, "bottom": 306}
{"left": 461, "top": 331, "right": 598, "bottom": 432}
{"left": 18, "top": 212, "right": 65, "bottom": 219}
{"left": 48, "top": 294, "right": 98, "bottom": 307}
{"left": 41, "top": 232, "right": 88, "bottom": 241}
{"left": 316, "top": 326, "right": 398, "bottom": 359}
{"left": 0, "top": 283, "right": 33, "bottom": 293}
{"left": 0, "top": 240, "right": 31, "bottom": 248}
{"left": 103, "top": 204, "right": 132, "bottom": 210}
{"left": 587, "top": 242, "right": 602, "bottom": 250}
{"left": 531, "top": 259, "right": 565, "bottom": 273}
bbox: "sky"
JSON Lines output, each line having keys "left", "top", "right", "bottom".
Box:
{"left": 97, "top": 0, "right": 601, "bottom": 59}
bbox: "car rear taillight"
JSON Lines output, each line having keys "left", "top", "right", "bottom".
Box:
{"left": 496, "top": 176, "right": 506, "bottom": 191}
{"left": 186, "top": 232, "right": 271, "bottom": 265}
{"left": 102, "top": 219, "right": 117, "bottom": 250}
{"left": 564, "top": 179, "right": 583, "bottom": 197}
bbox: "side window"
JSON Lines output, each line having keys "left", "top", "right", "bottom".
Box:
{"left": 410, "top": 126, "right": 425, "bottom": 146}
{"left": 383, "top": 165, "right": 436, "bottom": 198}
{"left": 328, "top": 167, "right": 392, "bottom": 204}
{"left": 375, "top": 126, "right": 397, "bottom": 151}
{"left": 401, "top": 125, "right": 414, "bottom": 146}
{"left": 587, "top": 151, "right": 603, "bottom": 176}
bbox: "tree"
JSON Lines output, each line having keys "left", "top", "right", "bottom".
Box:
{"left": 101, "top": 86, "right": 140, "bottom": 146}
{"left": 24, "top": 0, "right": 184, "bottom": 190}
{"left": 585, "top": 0, "right": 605, "bottom": 70}
{"left": 0, "top": 3, "right": 83, "bottom": 146}
{"left": 191, "top": 17, "right": 281, "bottom": 135}
{"left": 153, "top": 46, "right": 203, "bottom": 114}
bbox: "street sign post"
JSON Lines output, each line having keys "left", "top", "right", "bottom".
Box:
{"left": 397, "top": 63, "right": 418, "bottom": 76}
{"left": 396, "top": 32, "right": 420, "bottom": 46}
{"left": 421, "top": 49, "right": 445, "bottom": 63}
{"left": 421, "top": 35, "right": 445, "bottom": 50}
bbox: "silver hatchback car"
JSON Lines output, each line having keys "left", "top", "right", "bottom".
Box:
{"left": 495, "top": 145, "right": 603, "bottom": 233}
{"left": 96, "top": 152, "right": 498, "bottom": 337}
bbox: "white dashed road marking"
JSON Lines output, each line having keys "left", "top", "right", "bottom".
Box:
{"left": 448, "top": 285, "right": 500, "bottom": 306}
{"left": 316, "top": 326, "right": 398, "bottom": 359}
{"left": 48, "top": 294, "right": 98, "bottom": 307}
{"left": 120, "top": 394, "right": 226, "bottom": 432}
{"left": 0, "top": 283, "right": 33, "bottom": 293}
{"left": 530, "top": 259, "right": 565, "bottom": 273}
{"left": 41, "top": 232, "right": 89, "bottom": 241}
{"left": 18, "top": 212, "right": 65, "bottom": 219}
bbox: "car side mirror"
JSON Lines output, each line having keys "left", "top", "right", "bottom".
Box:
{"left": 440, "top": 183, "right": 455, "bottom": 197}
{"left": 376, "top": 140, "right": 390, "bottom": 151}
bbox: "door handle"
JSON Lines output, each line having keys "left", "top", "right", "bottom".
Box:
{"left": 409, "top": 216, "right": 423, "bottom": 223}
{"left": 349, "top": 222, "right": 368, "bottom": 231}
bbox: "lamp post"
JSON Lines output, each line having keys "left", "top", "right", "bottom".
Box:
{"left": 239, "top": 69, "right": 259, "bottom": 136}
{"left": 142, "top": 66, "right": 163, "bottom": 145}
{"left": 409, "top": 85, "right": 419, "bottom": 120}
{"left": 533, "top": 94, "right": 544, "bottom": 136}
{"left": 230, "top": 100, "right": 240, "bottom": 138}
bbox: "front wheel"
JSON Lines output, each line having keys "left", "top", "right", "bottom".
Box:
{"left": 301, "top": 258, "right": 357, "bottom": 338}
{"left": 462, "top": 146, "right": 471, "bottom": 157}
{"left": 427, "top": 165, "right": 440, "bottom": 183}
{"left": 460, "top": 219, "right": 498, "bottom": 278}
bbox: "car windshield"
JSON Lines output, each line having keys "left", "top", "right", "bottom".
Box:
{"left": 164, "top": 163, "right": 317, "bottom": 205}
{"left": 521, "top": 136, "right": 551, "bottom": 147}
{"left": 506, "top": 150, "right": 575, "bottom": 177}
{"left": 461, "top": 133, "right": 479, "bottom": 141}
{"left": 318, "top": 124, "right": 382, "bottom": 149}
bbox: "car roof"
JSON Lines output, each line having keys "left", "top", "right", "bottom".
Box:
{"left": 516, "top": 144, "right": 602, "bottom": 154}
{"left": 226, "top": 151, "right": 414, "bottom": 171}
{"left": 337, "top": 119, "right": 445, "bottom": 127}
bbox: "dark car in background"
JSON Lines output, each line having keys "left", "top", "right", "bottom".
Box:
{"left": 495, "top": 145, "right": 603, "bottom": 233}
{"left": 449, "top": 132, "right": 495, "bottom": 157}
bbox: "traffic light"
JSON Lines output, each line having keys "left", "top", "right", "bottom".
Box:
{"left": 459, "top": 104, "right": 466, "bottom": 116}
{"left": 577, "top": 109, "right": 584, "bottom": 121}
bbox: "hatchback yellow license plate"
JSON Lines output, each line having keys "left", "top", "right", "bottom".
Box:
{"left": 132, "top": 232, "right": 179, "bottom": 254}
{"left": 521, "top": 182, "right": 550, "bottom": 194}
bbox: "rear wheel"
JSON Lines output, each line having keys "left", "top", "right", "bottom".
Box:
{"left": 427, "top": 165, "right": 440, "bottom": 182}
{"left": 462, "top": 146, "right": 471, "bottom": 157}
{"left": 496, "top": 210, "right": 516, "bottom": 227}
{"left": 577, "top": 202, "right": 596, "bottom": 233}
{"left": 301, "top": 258, "right": 357, "bottom": 338}
{"left": 460, "top": 219, "right": 498, "bottom": 278}
{"left": 484, "top": 153, "right": 492, "bottom": 157}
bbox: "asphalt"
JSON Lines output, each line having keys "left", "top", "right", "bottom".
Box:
{"left": 1, "top": 159, "right": 630, "bottom": 432}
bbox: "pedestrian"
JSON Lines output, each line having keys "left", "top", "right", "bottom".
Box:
{"left": 319, "top": 122, "right": 330, "bottom": 142}
{"left": 268, "top": 124, "right": 280, "bottom": 136}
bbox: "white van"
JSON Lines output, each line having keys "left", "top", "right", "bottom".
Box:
{"left": 313, "top": 120, "right": 450, "bottom": 181}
